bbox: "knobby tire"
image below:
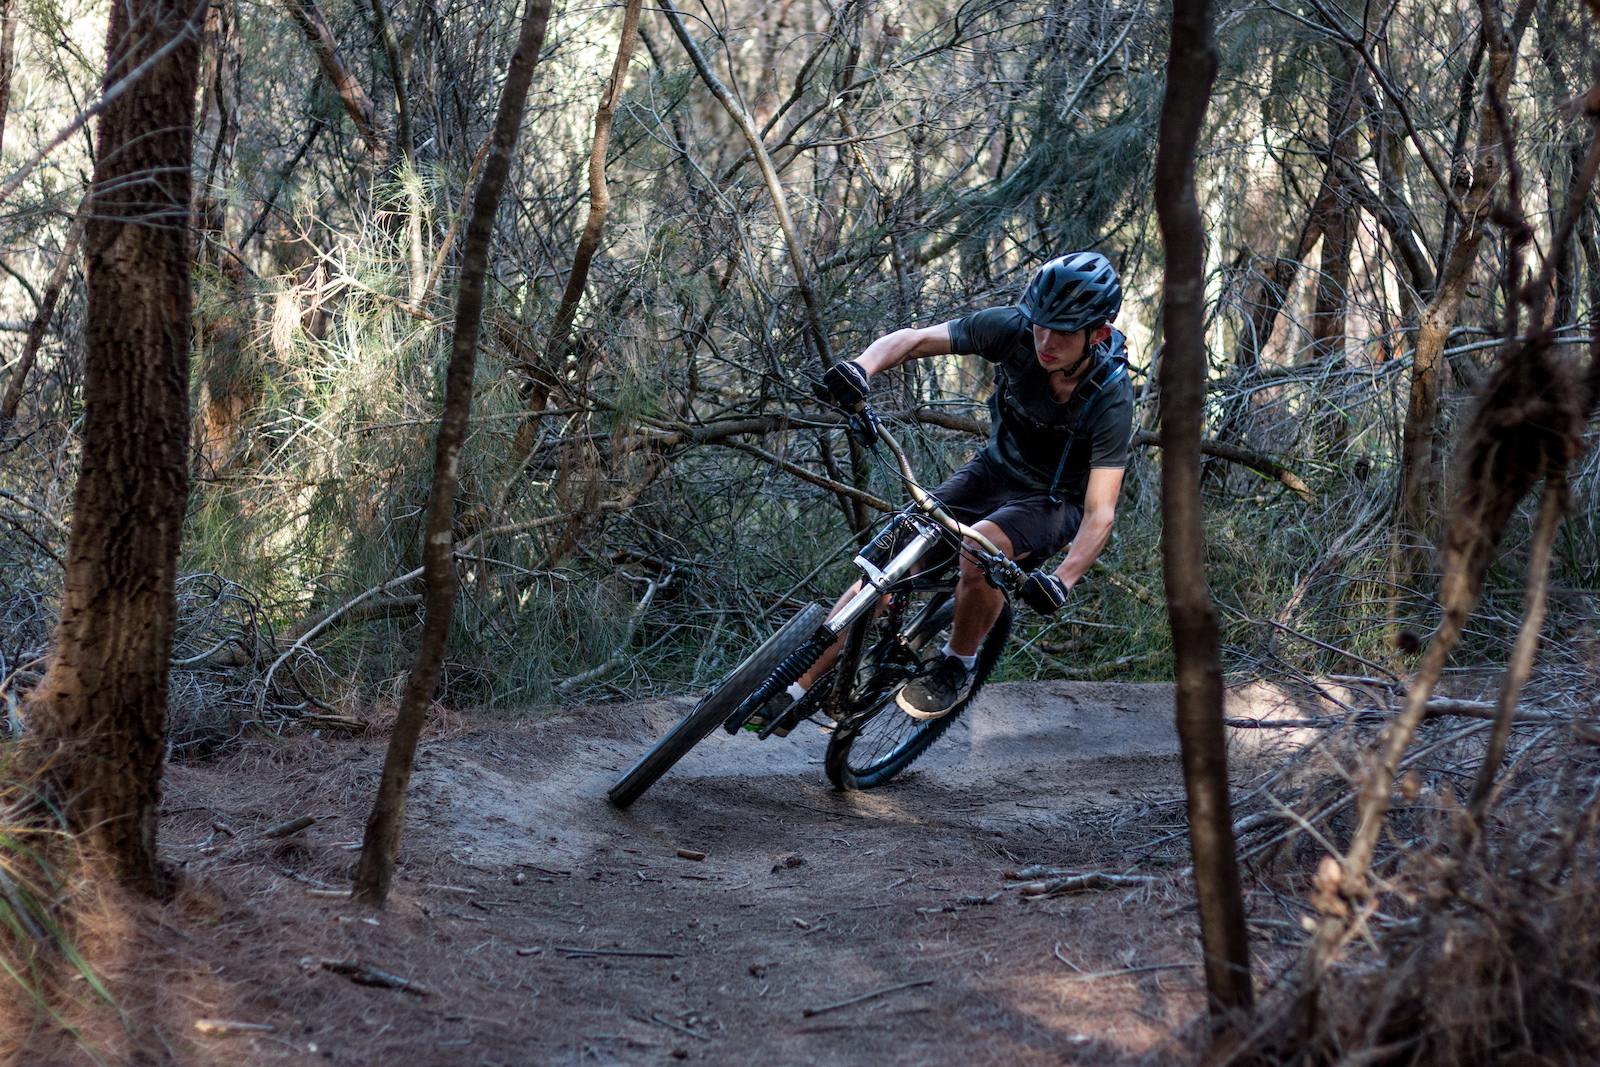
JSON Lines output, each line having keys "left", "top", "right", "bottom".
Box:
{"left": 825, "top": 599, "right": 1012, "bottom": 791}
{"left": 608, "top": 602, "right": 825, "bottom": 808}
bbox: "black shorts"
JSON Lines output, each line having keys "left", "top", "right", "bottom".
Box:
{"left": 929, "top": 452, "right": 1083, "bottom": 565}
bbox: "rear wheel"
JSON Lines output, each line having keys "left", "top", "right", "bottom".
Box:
{"left": 824, "top": 592, "right": 1012, "bottom": 791}
{"left": 609, "top": 603, "right": 826, "bottom": 808}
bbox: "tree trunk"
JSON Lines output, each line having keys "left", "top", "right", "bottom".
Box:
{"left": 192, "top": 5, "right": 252, "bottom": 478}
{"left": 1237, "top": 192, "right": 1328, "bottom": 369}
{"left": 658, "top": 0, "right": 834, "bottom": 368}
{"left": 280, "top": 0, "right": 381, "bottom": 160}
{"left": 0, "top": 201, "right": 88, "bottom": 437}
{"left": 1309, "top": 46, "right": 1360, "bottom": 370}
{"left": 1153, "top": 0, "right": 1253, "bottom": 1025}
{"left": 367, "top": 0, "right": 426, "bottom": 304}
{"left": 513, "top": 0, "right": 642, "bottom": 457}
{"left": 0, "top": 0, "right": 16, "bottom": 158}
{"left": 24, "top": 0, "right": 203, "bottom": 892}
{"left": 353, "top": 0, "right": 553, "bottom": 909}
{"left": 1395, "top": 0, "right": 1535, "bottom": 591}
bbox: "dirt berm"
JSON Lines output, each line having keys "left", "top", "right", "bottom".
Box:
{"left": 126, "top": 680, "right": 1299, "bottom": 1066}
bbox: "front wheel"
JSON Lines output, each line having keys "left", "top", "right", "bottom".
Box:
{"left": 825, "top": 594, "right": 1012, "bottom": 791}
{"left": 608, "top": 602, "right": 825, "bottom": 808}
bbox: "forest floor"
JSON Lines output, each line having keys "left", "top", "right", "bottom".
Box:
{"left": 27, "top": 681, "right": 1314, "bottom": 1066}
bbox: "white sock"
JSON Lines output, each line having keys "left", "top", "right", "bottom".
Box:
{"left": 940, "top": 643, "right": 978, "bottom": 670}
{"left": 785, "top": 682, "right": 808, "bottom": 701}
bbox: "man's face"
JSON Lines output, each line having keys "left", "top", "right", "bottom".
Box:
{"left": 1032, "top": 323, "right": 1112, "bottom": 375}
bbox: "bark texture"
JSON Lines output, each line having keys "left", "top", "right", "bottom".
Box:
{"left": 353, "top": 0, "right": 553, "bottom": 908}
{"left": 24, "top": 0, "right": 202, "bottom": 891}
{"left": 0, "top": 0, "right": 15, "bottom": 158}
{"left": 1153, "top": 0, "right": 1253, "bottom": 1022}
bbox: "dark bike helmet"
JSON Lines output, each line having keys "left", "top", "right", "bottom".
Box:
{"left": 1017, "top": 251, "right": 1123, "bottom": 333}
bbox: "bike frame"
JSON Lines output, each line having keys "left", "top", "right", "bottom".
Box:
{"left": 722, "top": 402, "right": 1026, "bottom": 733}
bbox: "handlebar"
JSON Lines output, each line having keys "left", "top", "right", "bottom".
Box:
{"left": 844, "top": 401, "right": 1027, "bottom": 592}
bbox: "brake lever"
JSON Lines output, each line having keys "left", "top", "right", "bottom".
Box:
{"left": 982, "top": 557, "right": 1027, "bottom": 593}
{"left": 845, "top": 407, "right": 879, "bottom": 449}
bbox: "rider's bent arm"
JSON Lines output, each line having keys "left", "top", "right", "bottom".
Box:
{"left": 852, "top": 322, "right": 956, "bottom": 378}
{"left": 1051, "top": 466, "right": 1124, "bottom": 590}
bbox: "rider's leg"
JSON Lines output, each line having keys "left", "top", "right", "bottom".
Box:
{"left": 947, "top": 520, "right": 1017, "bottom": 658}
{"left": 795, "top": 579, "right": 888, "bottom": 689}
{"left": 896, "top": 520, "right": 1018, "bottom": 719}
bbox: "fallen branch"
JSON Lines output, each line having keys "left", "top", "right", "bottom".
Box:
{"left": 300, "top": 713, "right": 367, "bottom": 732}
{"left": 256, "top": 510, "right": 584, "bottom": 713}
{"left": 1017, "top": 872, "right": 1158, "bottom": 896}
{"left": 555, "top": 571, "right": 670, "bottom": 691}
{"left": 556, "top": 946, "right": 680, "bottom": 959}
{"left": 1090, "top": 561, "right": 1160, "bottom": 605}
{"left": 1050, "top": 650, "right": 1166, "bottom": 679}
{"left": 801, "top": 979, "right": 934, "bottom": 1017}
{"left": 259, "top": 815, "right": 317, "bottom": 838}
{"left": 320, "top": 958, "right": 430, "bottom": 995}
{"left": 631, "top": 1013, "right": 712, "bottom": 1041}
{"left": 280, "top": 594, "right": 422, "bottom": 644}
{"left": 194, "top": 1019, "right": 275, "bottom": 1035}
{"left": 1061, "top": 961, "right": 1198, "bottom": 982}
{"left": 1224, "top": 699, "right": 1567, "bottom": 729}
{"left": 1131, "top": 429, "right": 1313, "bottom": 501}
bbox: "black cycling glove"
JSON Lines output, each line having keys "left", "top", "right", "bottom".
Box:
{"left": 822, "top": 360, "right": 870, "bottom": 407}
{"left": 1020, "top": 572, "right": 1071, "bottom": 615}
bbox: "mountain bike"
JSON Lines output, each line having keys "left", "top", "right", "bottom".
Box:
{"left": 607, "top": 397, "right": 1028, "bottom": 808}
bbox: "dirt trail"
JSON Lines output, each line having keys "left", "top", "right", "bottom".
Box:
{"left": 122, "top": 681, "right": 1292, "bottom": 1066}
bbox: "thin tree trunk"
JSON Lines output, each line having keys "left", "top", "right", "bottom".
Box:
{"left": 513, "top": 0, "right": 641, "bottom": 456}
{"left": 353, "top": 0, "right": 553, "bottom": 909}
{"left": 660, "top": 0, "right": 879, "bottom": 541}
{"left": 237, "top": 114, "right": 324, "bottom": 250}
{"left": 1238, "top": 201, "right": 1326, "bottom": 369}
{"left": 280, "top": 0, "right": 381, "bottom": 159}
{"left": 1395, "top": 0, "right": 1535, "bottom": 591}
{"left": 0, "top": 201, "right": 88, "bottom": 436}
{"left": 1309, "top": 44, "right": 1361, "bottom": 373}
{"left": 1465, "top": 476, "right": 1564, "bottom": 821}
{"left": 367, "top": 0, "right": 425, "bottom": 303}
{"left": 24, "top": 0, "right": 203, "bottom": 892}
{"left": 543, "top": 0, "right": 639, "bottom": 359}
{"left": 0, "top": 0, "right": 16, "bottom": 158}
{"left": 658, "top": 0, "right": 834, "bottom": 368}
{"left": 1153, "top": 0, "right": 1252, "bottom": 1025}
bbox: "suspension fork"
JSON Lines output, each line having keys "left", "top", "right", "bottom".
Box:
{"left": 723, "top": 521, "right": 943, "bottom": 733}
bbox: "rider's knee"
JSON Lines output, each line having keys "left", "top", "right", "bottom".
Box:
{"left": 957, "top": 546, "right": 984, "bottom": 584}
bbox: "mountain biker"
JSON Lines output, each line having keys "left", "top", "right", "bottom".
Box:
{"left": 767, "top": 251, "right": 1135, "bottom": 723}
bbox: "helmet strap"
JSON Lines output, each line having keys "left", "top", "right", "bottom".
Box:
{"left": 1048, "top": 328, "right": 1098, "bottom": 382}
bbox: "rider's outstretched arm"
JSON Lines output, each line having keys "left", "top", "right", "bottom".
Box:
{"left": 851, "top": 322, "right": 957, "bottom": 378}
{"left": 1051, "top": 466, "right": 1124, "bottom": 590}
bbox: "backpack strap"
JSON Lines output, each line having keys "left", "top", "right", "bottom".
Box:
{"left": 1046, "top": 346, "right": 1129, "bottom": 504}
